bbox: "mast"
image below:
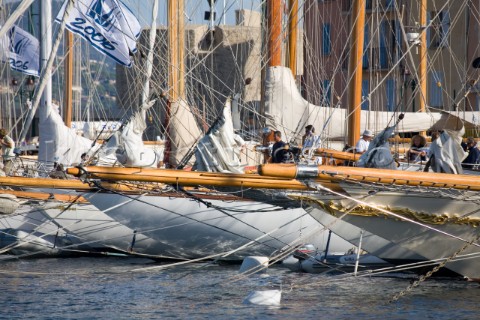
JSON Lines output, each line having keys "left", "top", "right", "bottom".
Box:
{"left": 165, "top": 0, "right": 185, "bottom": 167}
{"left": 39, "top": 0, "right": 52, "bottom": 124}
{"left": 347, "top": 0, "right": 366, "bottom": 147}
{"left": 168, "top": 0, "right": 185, "bottom": 101}
{"left": 288, "top": 0, "right": 298, "bottom": 76}
{"left": 268, "top": 0, "right": 282, "bottom": 67}
{"left": 419, "top": 0, "right": 427, "bottom": 127}
{"left": 63, "top": 30, "right": 73, "bottom": 127}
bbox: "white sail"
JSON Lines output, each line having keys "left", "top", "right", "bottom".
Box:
{"left": 194, "top": 96, "right": 245, "bottom": 173}
{"left": 168, "top": 100, "right": 203, "bottom": 167}
{"left": 265, "top": 66, "right": 468, "bottom": 142}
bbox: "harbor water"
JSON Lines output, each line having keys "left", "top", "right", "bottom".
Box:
{"left": 0, "top": 257, "right": 479, "bottom": 319}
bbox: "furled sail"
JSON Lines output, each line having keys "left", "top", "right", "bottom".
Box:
{"left": 168, "top": 100, "right": 203, "bottom": 167}
{"left": 428, "top": 129, "right": 467, "bottom": 174}
{"left": 357, "top": 125, "right": 397, "bottom": 169}
{"left": 109, "top": 100, "right": 160, "bottom": 168}
{"left": 38, "top": 102, "right": 98, "bottom": 165}
{"left": 264, "top": 66, "right": 469, "bottom": 141}
{"left": 194, "top": 97, "right": 245, "bottom": 173}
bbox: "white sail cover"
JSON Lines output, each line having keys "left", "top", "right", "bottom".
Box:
{"left": 428, "top": 129, "right": 467, "bottom": 174}
{"left": 358, "top": 125, "right": 397, "bottom": 169}
{"left": 56, "top": 0, "right": 141, "bottom": 67}
{"left": 194, "top": 97, "right": 245, "bottom": 173}
{"left": 110, "top": 100, "right": 159, "bottom": 167}
{"left": 38, "top": 102, "right": 99, "bottom": 165}
{"left": 168, "top": 100, "right": 203, "bottom": 167}
{"left": 264, "top": 66, "right": 467, "bottom": 141}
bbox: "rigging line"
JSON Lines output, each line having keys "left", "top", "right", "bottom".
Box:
{"left": 175, "top": 185, "right": 297, "bottom": 248}
{"left": 310, "top": 179, "right": 480, "bottom": 248}
{"left": 223, "top": 226, "right": 337, "bottom": 284}
{"left": 90, "top": 181, "right": 279, "bottom": 250}
{"left": 390, "top": 232, "right": 480, "bottom": 302}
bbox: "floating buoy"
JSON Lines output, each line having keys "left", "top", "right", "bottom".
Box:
{"left": 239, "top": 256, "right": 269, "bottom": 274}
{"left": 243, "top": 290, "right": 281, "bottom": 306}
{"left": 282, "top": 255, "right": 302, "bottom": 272}
{"left": 0, "top": 194, "right": 20, "bottom": 215}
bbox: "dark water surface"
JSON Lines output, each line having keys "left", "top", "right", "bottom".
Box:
{"left": 0, "top": 257, "right": 479, "bottom": 319}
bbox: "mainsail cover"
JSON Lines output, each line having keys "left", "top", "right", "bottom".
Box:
{"left": 428, "top": 129, "right": 467, "bottom": 174}
{"left": 264, "top": 66, "right": 470, "bottom": 140}
{"left": 38, "top": 102, "right": 98, "bottom": 165}
{"left": 357, "top": 125, "right": 397, "bottom": 169}
{"left": 109, "top": 100, "right": 160, "bottom": 168}
{"left": 194, "top": 97, "right": 245, "bottom": 173}
{"left": 168, "top": 100, "right": 203, "bottom": 167}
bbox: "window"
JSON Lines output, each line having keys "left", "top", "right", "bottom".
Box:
{"left": 385, "top": 0, "right": 395, "bottom": 9}
{"left": 322, "top": 80, "right": 332, "bottom": 105}
{"left": 427, "top": 11, "right": 450, "bottom": 48}
{"left": 365, "top": 0, "right": 373, "bottom": 10}
{"left": 342, "top": 0, "right": 352, "bottom": 12}
{"left": 379, "top": 21, "right": 389, "bottom": 69}
{"left": 362, "top": 80, "right": 370, "bottom": 110}
{"left": 362, "top": 26, "right": 369, "bottom": 69}
{"left": 386, "top": 79, "right": 396, "bottom": 111}
{"left": 429, "top": 71, "right": 444, "bottom": 108}
{"left": 322, "top": 23, "right": 332, "bottom": 55}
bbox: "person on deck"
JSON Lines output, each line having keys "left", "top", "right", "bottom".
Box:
{"left": 461, "top": 137, "right": 480, "bottom": 169}
{"left": 302, "top": 125, "right": 322, "bottom": 164}
{"left": 0, "top": 128, "right": 15, "bottom": 174}
{"left": 407, "top": 135, "right": 428, "bottom": 162}
{"left": 271, "top": 131, "right": 288, "bottom": 163}
{"left": 355, "top": 129, "right": 374, "bottom": 154}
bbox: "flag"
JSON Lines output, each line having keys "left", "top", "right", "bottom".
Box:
{"left": 3, "top": 25, "right": 40, "bottom": 76}
{"left": 56, "top": 0, "right": 141, "bottom": 67}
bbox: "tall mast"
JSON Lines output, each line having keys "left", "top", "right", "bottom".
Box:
{"left": 419, "top": 0, "right": 427, "bottom": 114}
{"left": 165, "top": 0, "right": 185, "bottom": 166}
{"left": 347, "top": 0, "right": 366, "bottom": 147}
{"left": 39, "top": 0, "right": 52, "bottom": 123}
{"left": 288, "top": 0, "right": 298, "bottom": 76}
{"left": 63, "top": 30, "right": 73, "bottom": 127}
{"left": 168, "top": 0, "right": 185, "bottom": 102}
{"left": 268, "top": 0, "right": 282, "bottom": 67}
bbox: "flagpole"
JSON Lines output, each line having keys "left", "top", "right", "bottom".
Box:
{"left": 18, "top": 0, "right": 75, "bottom": 146}
{"left": 63, "top": 30, "right": 73, "bottom": 128}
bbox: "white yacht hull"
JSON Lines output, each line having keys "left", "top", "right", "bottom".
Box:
{"left": 81, "top": 191, "right": 329, "bottom": 260}
{"left": 0, "top": 194, "right": 158, "bottom": 257}
{"left": 304, "top": 182, "right": 480, "bottom": 279}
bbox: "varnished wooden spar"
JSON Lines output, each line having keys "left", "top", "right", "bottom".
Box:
{"left": 0, "top": 176, "right": 147, "bottom": 193}
{"left": 0, "top": 176, "right": 91, "bottom": 189}
{"left": 66, "top": 166, "right": 312, "bottom": 190}
{"left": 0, "top": 189, "right": 88, "bottom": 203}
{"left": 315, "top": 148, "right": 361, "bottom": 161}
{"left": 258, "top": 163, "right": 480, "bottom": 191}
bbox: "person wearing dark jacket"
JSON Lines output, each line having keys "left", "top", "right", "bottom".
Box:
{"left": 271, "top": 131, "right": 288, "bottom": 163}
{"left": 461, "top": 137, "right": 480, "bottom": 169}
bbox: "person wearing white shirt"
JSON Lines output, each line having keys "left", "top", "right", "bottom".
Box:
{"left": 355, "top": 129, "right": 374, "bottom": 154}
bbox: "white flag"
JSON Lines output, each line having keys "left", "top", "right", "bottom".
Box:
{"left": 4, "top": 25, "right": 40, "bottom": 76}
{"left": 55, "top": 0, "right": 141, "bottom": 67}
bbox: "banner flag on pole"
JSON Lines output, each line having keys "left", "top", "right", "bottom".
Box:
{"left": 55, "top": 0, "right": 141, "bottom": 67}
{"left": 1, "top": 25, "right": 40, "bottom": 76}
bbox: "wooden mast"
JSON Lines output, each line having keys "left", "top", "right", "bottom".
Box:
{"left": 268, "top": 0, "right": 282, "bottom": 67}
{"left": 288, "top": 0, "right": 298, "bottom": 76}
{"left": 168, "top": 0, "right": 185, "bottom": 101}
{"left": 63, "top": 30, "right": 73, "bottom": 127}
{"left": 165, "top": 0, "right": 185, "bottom": 166}
{"left": 347, "top": 0, "right": 366, "bottom": 147}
